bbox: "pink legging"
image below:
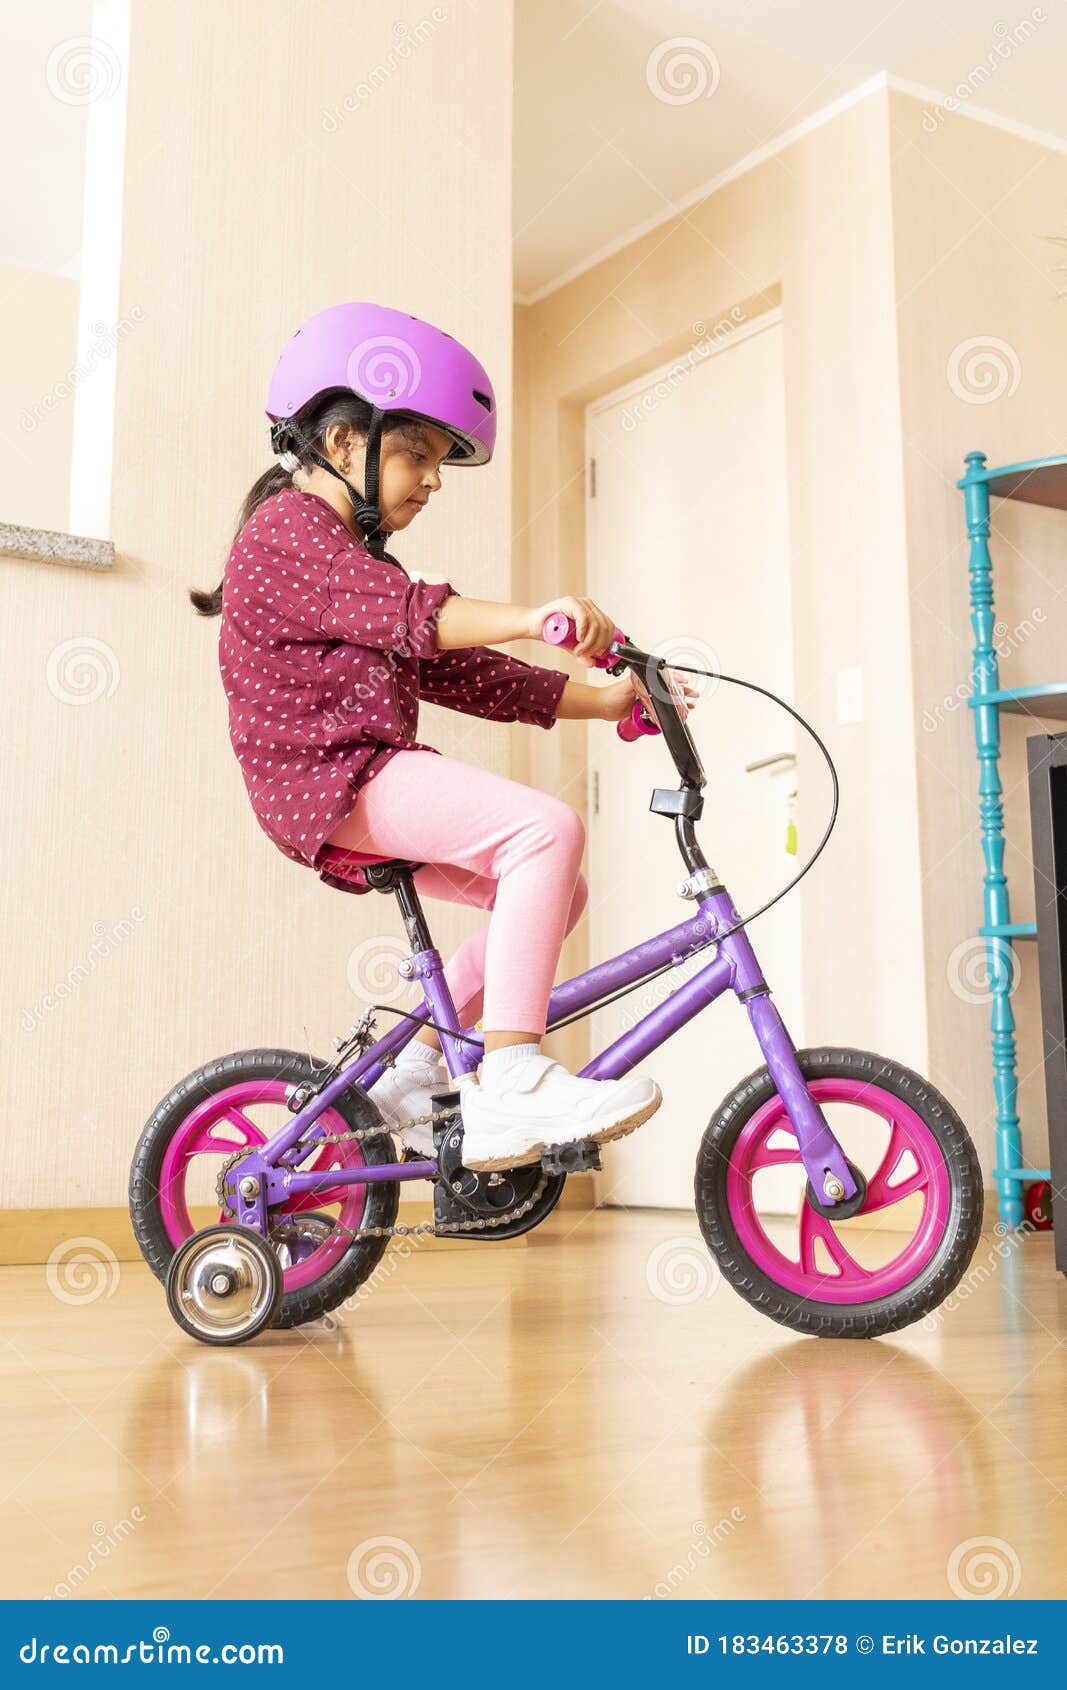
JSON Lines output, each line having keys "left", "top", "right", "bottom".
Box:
{"left": 325, "top": 750, "right": 587, "bottom": 1032}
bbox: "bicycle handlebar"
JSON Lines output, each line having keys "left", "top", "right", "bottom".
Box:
{"left": 540, "top": 614, "right": 661, "bottom": 743}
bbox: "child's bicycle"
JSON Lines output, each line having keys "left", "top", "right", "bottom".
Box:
{"left": 129, "top": 619, "right": 983, "bottom": 1345}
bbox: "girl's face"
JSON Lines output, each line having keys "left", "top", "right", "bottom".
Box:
{"left": 319, "top": 417, "right": 455, "bottom": 534}
{"left": 377, "top": 420, "right": 455, "bottom": 532}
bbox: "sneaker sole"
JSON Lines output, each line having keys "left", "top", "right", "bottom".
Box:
{"left": 460, "top": 1136, "right": 546, "bottom": 1173}
{"left": 585, "top": 1089, "right": 663, "bottom": 1146}
{"left": 462, "top": 1089, "right": 662, "bottom": 1172}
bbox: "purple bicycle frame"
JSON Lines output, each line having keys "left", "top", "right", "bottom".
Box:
{"left": 224, "top": 881, "right": 857, "bottom": 1234}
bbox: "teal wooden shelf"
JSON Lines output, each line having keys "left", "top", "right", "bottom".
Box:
{"left": 969, "top": 683, "right": 1067, "bottom": 720}
{"left": 963, "top": 452, "right": 1067, "bottom": 510}
{"left": 956, "top": 449, "right": 1064, "bottom": 1228}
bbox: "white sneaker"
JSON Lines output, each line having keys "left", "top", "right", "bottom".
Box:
{"left": 460, "top": 1053, "right": 662, "bottom": 1172}
{"left": 367, "top": 1064, "right": 442, "bottom": 1159}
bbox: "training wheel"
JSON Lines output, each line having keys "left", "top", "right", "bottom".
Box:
{"left": 165, "top": 1223, "right": 282, "bottom": 1346}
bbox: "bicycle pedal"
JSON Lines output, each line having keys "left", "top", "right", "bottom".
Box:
{"left": 540, "top": 1139, "right": 602, "bottom": 1175}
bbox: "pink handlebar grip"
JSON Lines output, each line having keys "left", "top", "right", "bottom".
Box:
{"left": 540, "top": 612, "right": 625, "bottom": 672}
{"left": 617, "top": 700, "right": 660, "bottom": 743}
{"left": 539, "top": 615, "right": 661, "bottom": 744}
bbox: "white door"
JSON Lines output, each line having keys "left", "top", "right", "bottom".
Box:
{"left": 585, "top": 312, "right": 801, "bottom": 1210}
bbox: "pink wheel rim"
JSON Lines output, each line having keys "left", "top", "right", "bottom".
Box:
{"left": 158, "top": 1080, "right": 371, "bottom": 1293}
{"left": 724, "top": 1077, "right": 952, "bottom": 1304}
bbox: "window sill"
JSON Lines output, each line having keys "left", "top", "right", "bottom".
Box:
{"left": 0, "top": 521, "right": 115, "bottom": 572}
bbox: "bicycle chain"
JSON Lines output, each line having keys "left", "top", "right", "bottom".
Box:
{"left": 216, "top": 1113, "right": 548, "bottom": 1242}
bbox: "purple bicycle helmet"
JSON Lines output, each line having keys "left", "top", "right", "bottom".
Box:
{"left": 265, "top": 302, "right": 496, "bottom": 555}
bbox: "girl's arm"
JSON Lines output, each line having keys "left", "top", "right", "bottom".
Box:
{"left": 435, "top": 593, "right": 617, "bottom": 664}
{"left": 555, "top": 675, "right": 639, "bottom": 722}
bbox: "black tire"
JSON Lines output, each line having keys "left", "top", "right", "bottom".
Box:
{"left": 694, "top": 1046, "right": 984, "bottom": 1339}
{"left": 129, "top": 1048, "right": 400, "bottom": 1330}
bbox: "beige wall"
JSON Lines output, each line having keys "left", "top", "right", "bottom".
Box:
{"left": 1, "top": 262, "right": 79, "bottom": 532}
{"left": 3, "top": 0, "right": 516, "bottom": 1208}
{"left": 889, "top": 88, "right": 1067, "bottom": 1171}
{"left": 515, "top": 82, "right": 1067, "bottom": 1180}
{"left": 10, "top": 49, "right": 1066, "bottom": 1214}
{"left": 515, "top": 85, "right": 927, "bottom": 1101}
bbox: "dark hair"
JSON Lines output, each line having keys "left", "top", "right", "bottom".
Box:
{"left": 189, "top": 388, "right": 416, "bottom": 617}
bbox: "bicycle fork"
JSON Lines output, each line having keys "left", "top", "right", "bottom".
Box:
{"left": 711, "top": 886, "right": 858, "bottom": 1206}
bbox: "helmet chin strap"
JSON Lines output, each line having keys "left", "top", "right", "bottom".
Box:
{"left": 269, "top": 411, "right": 389, "bottom": 558}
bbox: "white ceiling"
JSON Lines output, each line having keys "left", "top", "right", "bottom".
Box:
{"left": 513, "top": 0, "right": 1067, "bottom": 300}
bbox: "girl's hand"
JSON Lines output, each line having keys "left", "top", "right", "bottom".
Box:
{"left": 597, "top": 668, "right": 699, "bottom": 723}
{"left": 529, "top": 596, "right": 617, "bottom": 665}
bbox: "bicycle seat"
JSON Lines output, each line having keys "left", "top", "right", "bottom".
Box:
{"left": 317, "top": 845, "right": 420, "bottom": 891}
{"left": 320, "top": 846, "right": 398, "bottom": 873}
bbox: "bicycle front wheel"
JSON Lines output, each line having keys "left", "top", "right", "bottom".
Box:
{"left": 695, "top": 1046, "right": 984, "bottom": 1339}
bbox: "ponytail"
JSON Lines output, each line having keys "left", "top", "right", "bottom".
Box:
{"left": 188, "top": 463, "right": 294, "bottom": 616}
{"left": 188, "top": 388, "right": 411, "bottom": 617}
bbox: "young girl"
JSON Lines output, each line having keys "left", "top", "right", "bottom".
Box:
{"left": 192, "top": 301, "right": 664, "bottom": 1172}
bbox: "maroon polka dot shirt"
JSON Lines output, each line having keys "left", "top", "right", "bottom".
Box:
{"left": 218, "top": 486, "right": 568, "bottom": 894}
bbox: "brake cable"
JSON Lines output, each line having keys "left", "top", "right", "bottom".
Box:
{"left": 353, "top": 663, "right": 840, "bottom": 1045}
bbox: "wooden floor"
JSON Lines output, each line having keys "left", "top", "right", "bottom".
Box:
{"left": 2, "top": 1208, "right": 1066, "bottom": 1601}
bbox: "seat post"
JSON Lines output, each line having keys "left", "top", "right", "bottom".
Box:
{"left": 362, "top": 860, "right": 433, "bottom": 954}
